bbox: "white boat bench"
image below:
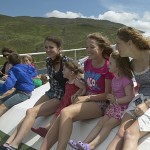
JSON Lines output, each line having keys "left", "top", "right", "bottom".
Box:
{"left": 0, "top": 82, "right": 150, "bottom": 150}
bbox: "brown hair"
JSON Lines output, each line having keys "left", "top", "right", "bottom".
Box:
{"left": 87, "top": 32, "right": 113, "bottom": 59}
{"left": 117, "top": 26, "right": 150, "bottom": 50}
{"left": 44, "top": 36, "right": 62, "bottom": 65}
{"left": 110, "top": 51, "right": 133, "bottom": 79}
{"left": 44, "top": 36, "right": 62, "bottom": 49}
{"left": 8, "top": 53, "right": 21, "bottom": 65}
{"left": 2, "top": 47, "right": 14, "bottom": 54}
{"left": 64, "top": 60, "right": 83, "bottom": 75}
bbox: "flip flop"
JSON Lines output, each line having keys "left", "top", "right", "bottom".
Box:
{"left": 31, "top": 127, "right": 47, "bottom": 137}
{"left": 68, "top": 140, "right": 78, "bottom": 149}
{"left": 77, "top": 141, "right": 91, "bottom": 150}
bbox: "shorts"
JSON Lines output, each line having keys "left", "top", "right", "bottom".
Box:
{"left": 45, "top": 89, "right": 64, "bottom": 100}
{"left": 97, "top": 101, "right": 109, "bottom": 115}
{"left": 105, "top": 104, "right": 128, "bottom": 121}
{"left": 125, "top": 94, "right": 150, "bottom": 131}
{"left": 0, "top": 91, "right": 31, "bottom": 108}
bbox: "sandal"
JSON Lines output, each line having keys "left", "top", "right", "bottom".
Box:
{"left": 0, "top": 145, "right": 18, "bottom": 150}
{"left": 68, "top": 140, "right": 78, "bottom": 149}
{"left": 77, "top": 141, "right": 91, "bottom": 150}
{"left": 31, "top": 127, "right": 47, "bottom": 137}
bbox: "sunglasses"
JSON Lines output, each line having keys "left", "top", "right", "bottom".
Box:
{"left": 3, "top": 54, "right": 9, "bottom": 57}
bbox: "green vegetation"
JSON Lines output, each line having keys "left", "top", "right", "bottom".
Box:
{"left": 0, "top": 131, "right": 36, "bottom": 150}
{"left": 0, "top": 14, "right": 124, "bottom": 66}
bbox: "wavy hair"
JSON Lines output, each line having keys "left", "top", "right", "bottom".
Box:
{"left": 117, "top": 26, "right": 150, "bottom": 50}
{"left": 87, "top": 32, "right": 113, "bottom": 59}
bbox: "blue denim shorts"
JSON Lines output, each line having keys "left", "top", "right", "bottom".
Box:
{"left": 0, "top": 91, "right": 31, "bottom": 108}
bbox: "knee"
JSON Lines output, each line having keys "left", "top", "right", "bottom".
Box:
{"left": 26, "top": 107, "right": 37, "bottom": 117}
{"left": 60, "top": 107, "right": 73, "bottom": 119}
{"left": 124, "top": 128, "right": 136, "bottom": 140}
{"left": 117, "top": 127, "right": 125, "bottom": 139}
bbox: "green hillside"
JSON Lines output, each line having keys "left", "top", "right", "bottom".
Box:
{"left": 0, "top": 14, "right": 124, "bottom": 51}
{"left": 0, "top": 14, "right": 124, "bottom": 66}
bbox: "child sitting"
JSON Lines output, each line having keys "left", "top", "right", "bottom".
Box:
{"left": 31, "top": 60, "right": 86, "bottom": 137}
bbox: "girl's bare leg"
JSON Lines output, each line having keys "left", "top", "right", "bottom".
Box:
{"left": 83, "top": 116, "right": 109, "bottom": 143}
{"left": 6, "top": 120, "right": 24, "bottom": 144}
{"left": 56, "top": 102, "right": 103, "bottom": 150}
{"left": 89, "top": 117, "right": 120, "bottom": 150}
{"left": 4, "top": 95, "right": 48, "bottom": 145}
{"left": 107, "top": 113, "right": 135, "bottom": 150}
{"left": 123, "top": 120, "right": 148, "bottom": 150}
{"left": 44, "top": 115, "right": 57, "bottom": 130}
{"left": 39, "top": 117, "right": 60, "bottom": 150}
{"left": 5, "top": 95, "right": 60, "bottom": 149}
{"left": 0, "top": 103, "right": 8, "bottom": 116}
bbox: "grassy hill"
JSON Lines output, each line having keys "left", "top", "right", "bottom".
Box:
{"left": 0, "top": 14, "right": 124, "bottom": 65}
{"left": 0, "top": 14, "right": 124, "bottom": 51}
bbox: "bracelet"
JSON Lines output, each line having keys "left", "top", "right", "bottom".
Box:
{"left": 144, "top": 102, "right": 150, "bottom": 109}
{"left": 87, "top": 95, "right": 90, "bottom": 101}
{"left": 115, "top": 98, "right": 118, "bottom": 105}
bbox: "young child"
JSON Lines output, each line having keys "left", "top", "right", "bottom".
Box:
{"left": 22, "top": 54, "right": 47, "bottom": 88}
{"left": 22, "top": 54, "right": 35, "bottom": 67}
{"left": 69, "top": 51, "right": 134, "bottom": 150}
{"left": 31, "top": 59, "right": 86, "bottom": 137}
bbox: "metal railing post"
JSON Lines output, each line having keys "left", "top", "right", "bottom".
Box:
{"left": 74, "top": 49, "right": 77, "bottom": 61}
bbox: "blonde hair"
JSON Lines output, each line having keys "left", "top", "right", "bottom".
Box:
{"left": 110, "top": 51, "right": 133, "bottom": 79}
{"left": 117, "top": 26, "right": 150, "bottom": 50}
{"left": 87, "top": 32, "right": 113, "bottom": 59}
{"left": 22, "top": 54, "right": 34, "bottom": 65}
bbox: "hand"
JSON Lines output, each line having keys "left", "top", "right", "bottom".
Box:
{"left": 106, "top": 94, "right": 116, "bottom": 104}
{"left": 71, "top": 94, "right": 78, "bottom": 103}
{"left": 0, "top": 71, "right": 3, "bottom": 75}
{"left": 74, "top": 95, "right": 89, "bottom": 104}
{"left": 134, "top": 103, "right": 148, "bottom": 117}
{"left": 2, "top": 75, "right": 8, "bottom": 81}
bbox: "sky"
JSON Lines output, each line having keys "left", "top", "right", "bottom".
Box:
{"left": 0, "top": 0, "right": 150, "bottom": 36}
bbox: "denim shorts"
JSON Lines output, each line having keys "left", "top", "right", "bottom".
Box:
{"left": 0, "top": 91, "right": 31, "bottom": 108}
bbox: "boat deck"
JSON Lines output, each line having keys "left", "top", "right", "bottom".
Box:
{"left": 0, "top": 83, "right": 150, "bottom": 150}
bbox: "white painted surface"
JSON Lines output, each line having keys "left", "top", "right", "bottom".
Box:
{"left": 0, "top": 82, "right": 150, "bottom": 150}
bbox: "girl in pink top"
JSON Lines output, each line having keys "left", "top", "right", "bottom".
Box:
{"left": 70, "top": 51, "right": 134, "bottom": 150}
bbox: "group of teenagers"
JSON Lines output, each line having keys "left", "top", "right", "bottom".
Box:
{"left": 0, "top": 26, "right": 150, "bottom": 150}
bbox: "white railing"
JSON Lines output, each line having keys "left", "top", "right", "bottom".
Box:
{"left": 0, "top": 48, "right": 87, "bottom": 73}
{"left": 0, "top": 48, "right": 86, "bottom": 59}
{"left": 0, "top": 47, "right": 86, "bottom": 60}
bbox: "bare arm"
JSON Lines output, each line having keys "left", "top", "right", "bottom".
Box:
{"left": 75, "top": 79, "right": 112, "bottom": 103}
{"left": 134, "top": 98, "right": 150, "bottom": 117}
{"left": 107, "top": 84, "right": 133, "bottom": 104}
{"left": 0, "top": 88, "right": 16, "bottom": 99}
{"left": 71, "top": 79, "right": 86, "bottom": 103}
